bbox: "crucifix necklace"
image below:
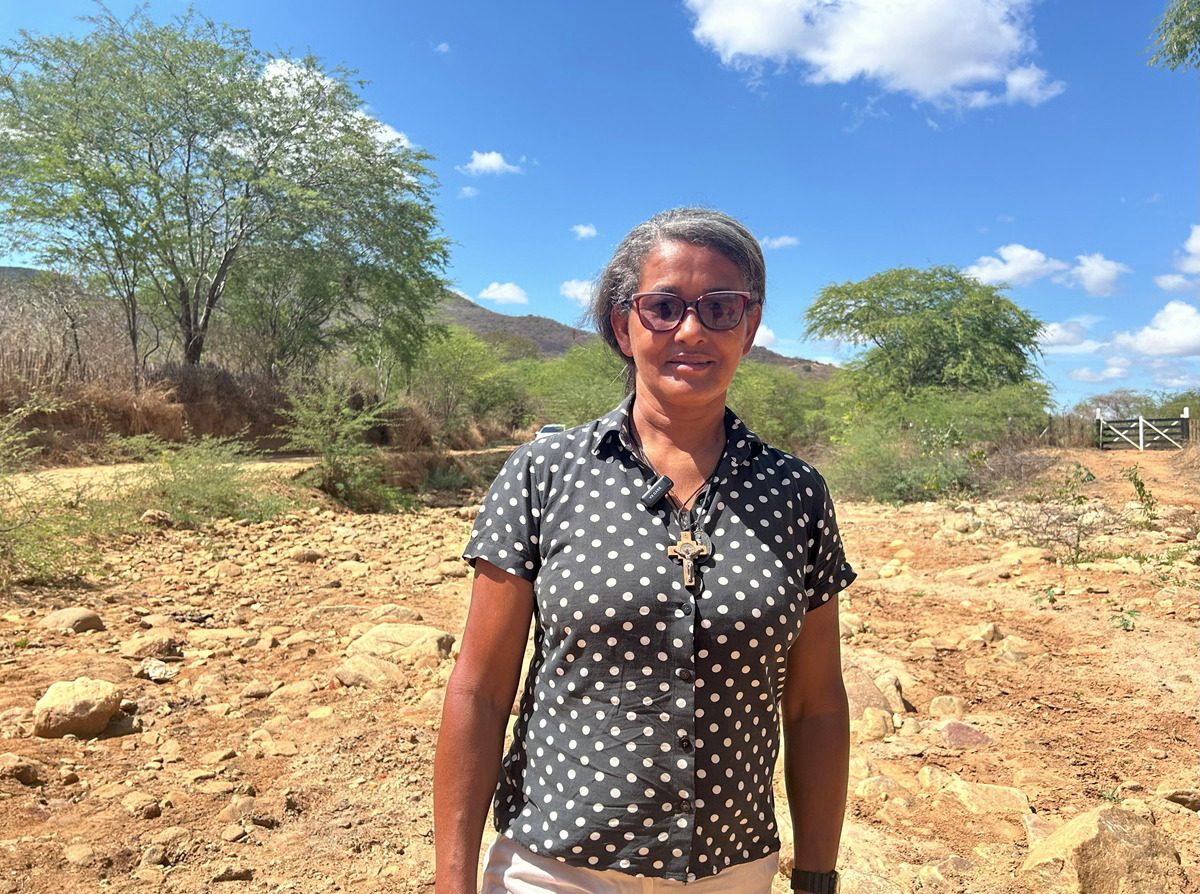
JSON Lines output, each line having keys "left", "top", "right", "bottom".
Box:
{"left": 629, "top": 427, "right": 724, "bottom": 591}
{"left": 665, "top": 474, "right": 720, "bottom": 591}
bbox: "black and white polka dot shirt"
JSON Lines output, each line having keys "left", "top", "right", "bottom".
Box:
{"left": 464, "top": 395, "right": 855, "bottom": 882}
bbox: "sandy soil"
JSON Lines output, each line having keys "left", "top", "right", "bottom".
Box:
{"left": 0, "top": 445, "right": 1196, "bottom": 893}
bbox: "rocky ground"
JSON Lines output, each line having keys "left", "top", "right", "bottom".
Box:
{"left": 0, "top": 447, "right": 1197, "bottom": 893}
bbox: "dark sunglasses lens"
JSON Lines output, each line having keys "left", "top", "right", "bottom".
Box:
{"left": 697, "top": 294, "right": 744, "bottom": 329}
{"left": 640, "top": 295, "right": 685, "bottom": 329}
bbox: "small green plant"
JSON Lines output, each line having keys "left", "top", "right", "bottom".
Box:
{"left": 1100, "top": 787, "right": 1125, "bottom": 804}
{"left": 14, "top": 637, "right": 29, "bottom": 649}
{"left": 281, "top": 379, "right": 409, "bottom": 513}
{"left": 1033, "top": 587, "right": 1059, "bottom": 609}
{"left": 1108, "top": 608, "right": 1141, "bottom": 631}
{"left": 1002, "top": 463, "right": 1104, "bottom": 565}
{"left": 118, "top": 434, "right": 288, "bottom": 528}
{"left": 1121, "top": 464, "right": 1158, "bottom": 521}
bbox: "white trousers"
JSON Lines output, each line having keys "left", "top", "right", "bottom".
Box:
{"left": 480, "top": 835, "right": 780, "bottom": 894}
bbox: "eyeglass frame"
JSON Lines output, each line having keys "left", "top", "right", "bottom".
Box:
{"left": 625, "top": 290, "right": 757, "bottom": 332}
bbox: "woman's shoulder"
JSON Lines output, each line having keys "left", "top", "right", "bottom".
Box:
{"left": 752, "top": 442, "right": 832, "bottom": 493}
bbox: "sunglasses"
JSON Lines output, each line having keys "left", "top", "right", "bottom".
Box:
{"left": 629, "top": 291, "right": 754, "bottom": 332}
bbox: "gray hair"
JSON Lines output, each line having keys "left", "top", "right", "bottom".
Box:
{"left": 585, "top": 208, "right": 766, "bottom": 389}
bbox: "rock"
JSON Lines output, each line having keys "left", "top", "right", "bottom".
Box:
{"left": 1156, "top": 786, "right": 1200, "bottom": 812}
{"left": 333, "top": 654, "right": 409, "bottom": 690}
{"left": 140, "top": 845, "right": 169, "bottom": 866}
{"left": 940, "top": 778, "right": 1029, "bottom": 815}
{"left": 121, "top": 790, "right": 161, "bottom": 819}
{"left": 119, "top": 632, "right": 183, "bottom": 660}
{"left": 140, "top": 509, "right": 173, "bottom": 527}
{"left": 929, "top": 695, "right": 968, "bottom": 717}
{"left": 217, "top": 795, "right": 256, "bottom": 823}
{"left": 997, "top": 634, "right": 1047, "bottom": 664}
{"left": 212, "top": 865, "right": 254, "bottom": 882}
{"left": 873, "top": 672, "right": 912, "bottom": 714}
{"left": 855, "top": 706, "right": 895, "bottom": 741}
{"left": 843, "top": 666, "right": 894, "bottom": 721}
{"left": 136, "top": 658, "right": 179, "bottom": 683}
{"left": 1020, "top": 805, "right": 1188, "bottom": 893}
{"left": 941, "top": 720, "right": 993, "bottom": 748}
{"left": 368, "top": 603, "right": 423, "bottom": 622}
{"left": 910, "top": 636, "right": 959, "bottom": 655}
{"left": 33, "top": 677, "right": 122, "bottom": 739}
{"left": 239, "top": 681, "right": 273, "bottom": 700}
{"left": 345, "top": 623, "right": 455, "bottom": 663}
{"left": 288, "top": 546, "right": 325, "bottom": 563}
{"left": 0, "top": 752, "right": 44, "bottom": 785}
{"left": 63, "top": 843, "right": 96, "bottom": 867}
{"left": 221, "top": 824, "right": 247, "bottom": 842}
{"left": 267, "top": 680, "right": 317, "bottom": 701}
{"left": 39, "top": 607, "right": 105, "bottom": 633}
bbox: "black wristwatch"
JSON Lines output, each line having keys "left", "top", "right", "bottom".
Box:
{"left": 791, "top": 869, "right": 839, "bottom": 893}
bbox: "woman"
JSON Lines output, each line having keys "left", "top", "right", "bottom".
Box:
{"left": 435, "top": 208, "right": 854, "bottom": 894}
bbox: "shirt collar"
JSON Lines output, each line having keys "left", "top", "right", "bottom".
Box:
{"left": 593, "top": 393, "right": 765, "bottom": 465}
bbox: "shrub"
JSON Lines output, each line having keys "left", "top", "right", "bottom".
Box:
{"left": 280, "top": 379, "right": 409, "bottom": 513}
{"left": 117, "top": 434, "right": 289, "bottom": 527}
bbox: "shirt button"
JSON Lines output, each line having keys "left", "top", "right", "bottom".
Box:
{"left": 680, "top": 799, "right": 693, "bottom": 814}
{"left": 676, "top": 668, "right": 692, "bottom": 682}
{"left": 681, "top": 603, "right": 693, "bottom": 616}
{"left": 679, "top": 736, "right": 693, "bottom": 752}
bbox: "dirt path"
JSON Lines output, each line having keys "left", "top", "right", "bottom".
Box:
{"left": 0, "top": 446, "right": 1196, "bottom": 893}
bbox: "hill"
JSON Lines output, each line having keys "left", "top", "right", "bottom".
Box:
{"left": 438, "top": 291, "right": 834, "bottom": 378}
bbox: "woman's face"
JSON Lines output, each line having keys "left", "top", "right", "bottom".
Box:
{"left": 610, "top": 240, "right": 760, "bottom": 412}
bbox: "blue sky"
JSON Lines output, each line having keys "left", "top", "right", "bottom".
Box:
{"left": 3, "top": 0, "right": 1197, "bottom": 411}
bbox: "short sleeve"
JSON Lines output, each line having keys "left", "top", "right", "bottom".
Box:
{"left": 802, "top": 470, "right": 855, "bottom": 612}
{"left": 463, "top": 442, "right": 542, "bottom": 581}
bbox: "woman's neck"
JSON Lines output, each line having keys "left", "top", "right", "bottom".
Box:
{"left": 630, "top": 392, "right": 727, "bottom": 507}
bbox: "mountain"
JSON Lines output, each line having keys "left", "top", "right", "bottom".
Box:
{"left": 438, "top": 291, "right": 833, "bottom": 378}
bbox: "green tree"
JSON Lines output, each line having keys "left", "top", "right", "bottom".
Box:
{"left": 1148, "top": 0, "right": 1200, "bottom": 70}
{"left": 528, "top": 339, "right": 627, "bottom": 426}
{"left": 0, "top": 7, "right": 447, "bottom": 387}
{"left": 409, "top": 327, "right": 502, "bottom": 426}
{"left": 804, "top": 266, "right": 1044, "bottom": 400}
{"left": 727, "top": 360, "right": 827, "bottom": 449}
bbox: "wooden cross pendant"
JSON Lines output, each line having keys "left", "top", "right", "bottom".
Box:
{"left": 667, "top": 531, "right": 709, "bottom": 589}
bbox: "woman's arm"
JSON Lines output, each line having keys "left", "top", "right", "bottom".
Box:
{"left": 434, "top": 559, "right": 535, "bottom": 894}
{"left": 781, "top": 597, "right": 850, "bottom": 877}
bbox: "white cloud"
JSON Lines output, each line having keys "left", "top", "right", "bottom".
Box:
{"left": 572, "top": 224, "right": 597, "bottom": 240}
{"left": 478, "top": 282, "right": 528, "bottom": 305}
{"left": 1148, "top": 360, "right": 1200, "bottom": 389}
{"left": 1062, "top": 253, "right": 1131, "bottom": 297}
{"left": 457, "top": 151, "right": 521, "bottom": 176}
{"left": 434, "top": 42, "right": 450, "bottom": 54}
{"left": 458, "top": 186, "right": 479, "bottom": 199}
{"left": 685, "top": 0, "right": 1064, "bottom": 108}
{"left": 1112, "top": 301, "right": 1200, "bottom": 357}
{"left": 560, "top": 280, "right": 592, "bottom": 307}
{"left": 1155, "top": 273, "right": 1195, "bottom": 293}
{"left": 1039, "top": 321, "right": 1088, "bottom": 348}
{"left": 965, "top": 244, "right": 1068, "bottom": 286}
{"left": 760, "top": 235, "right": 799, "bottom": 250}
{"left": 1068, "top": 357, "right": 1130, "bottom": 383}
{"left": 1178, "top": 224, "right": 1200, "bottom": 274}
{"left": 753, "top": 324, "right": 777, "bottom": 348}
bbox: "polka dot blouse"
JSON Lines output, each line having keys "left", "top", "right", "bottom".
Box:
{"left": 463, "top": 395, "right": 855, "bottom": 882}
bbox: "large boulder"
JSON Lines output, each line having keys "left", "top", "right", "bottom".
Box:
{"left": 39, "top": 607, "right": 105, "bottom": 633}
{"left": 33, "top": 678, "right": 122, "bottom": 739}
{"left": 1019, "top": 805, "right": 1188, "bottom": 893}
